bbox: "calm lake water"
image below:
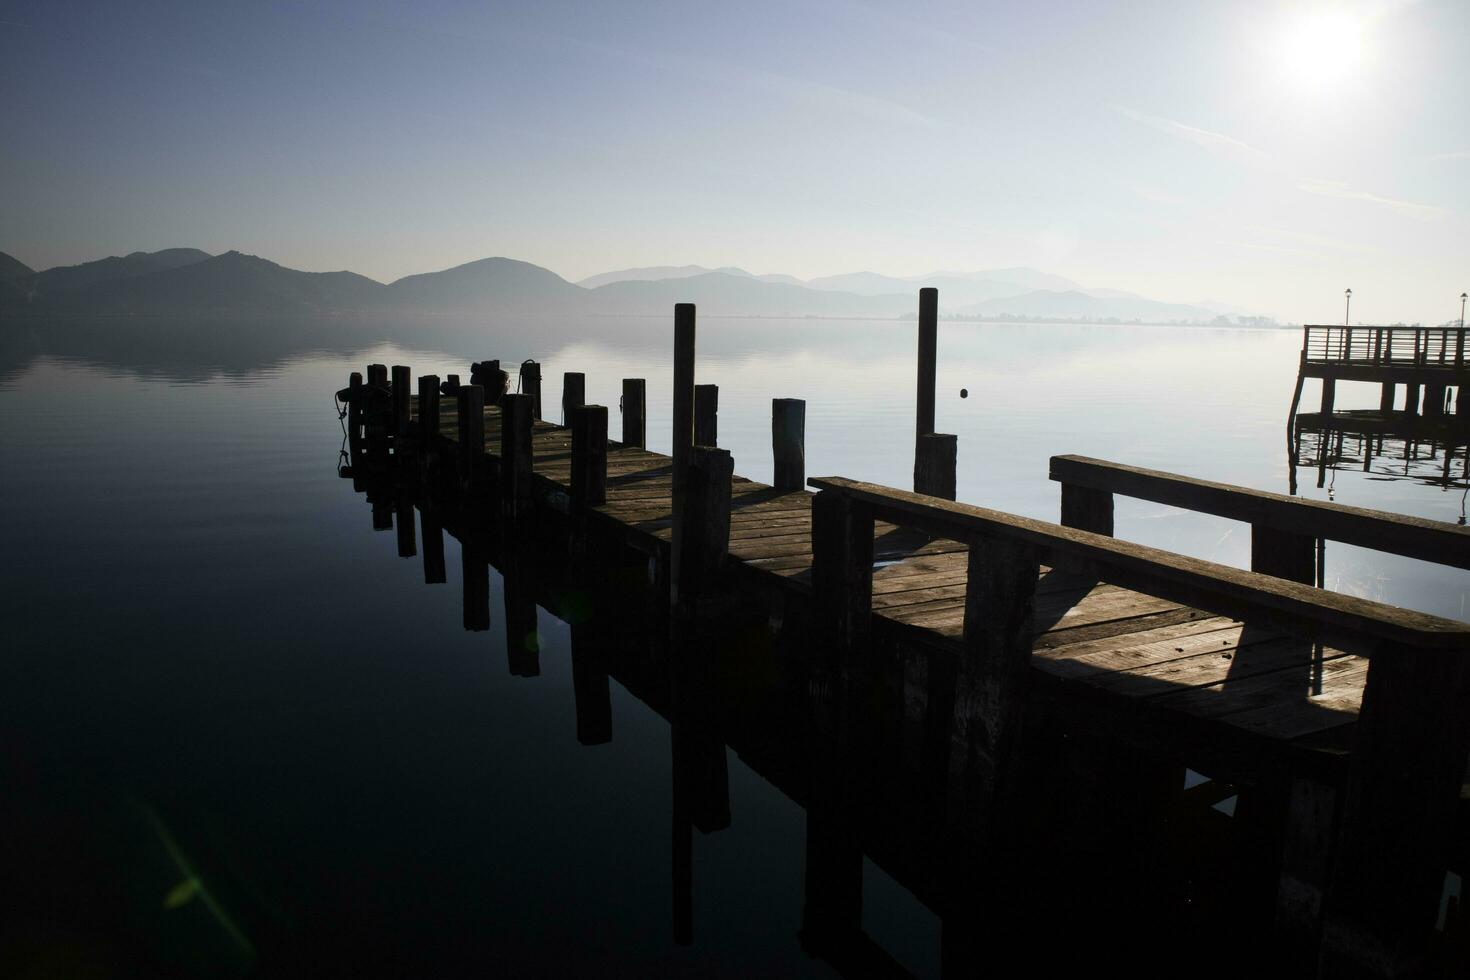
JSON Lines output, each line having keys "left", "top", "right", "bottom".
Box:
{"left": 1, "top": 315, "right": 1466, "bottom": 977}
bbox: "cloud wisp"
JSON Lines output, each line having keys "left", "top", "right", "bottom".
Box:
{"left": 1112, "top": 105, "right": 1269, "bottom": 165}
{"left": 1295, "top": 178, "right": 1446, "bottom": 220}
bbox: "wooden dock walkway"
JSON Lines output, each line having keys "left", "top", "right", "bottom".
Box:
{"left": 339, "top": 299, "right": 1470, "bottom": 978}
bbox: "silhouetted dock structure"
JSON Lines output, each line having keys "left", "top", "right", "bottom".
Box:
{"left": 337, "top": 298, "right": 1470, "bottom": 978}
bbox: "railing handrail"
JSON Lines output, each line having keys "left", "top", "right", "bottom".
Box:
{"left": 808, "top": 475, "right": 1470, "bottom": 654}
{"left": 1048, "top": 455, "right": 1470, "bottom": 570}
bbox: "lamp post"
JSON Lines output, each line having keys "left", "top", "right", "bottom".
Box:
{"left": 1344, "top": 288, "right": 1352, "bottom": 326}
{"left": 1460, "top": 291, "right": 1466, "bottom": 330}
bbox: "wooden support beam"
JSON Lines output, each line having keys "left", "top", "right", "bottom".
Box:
{"left": 1059, "top": 483, "right": 1113, "bottom": 536}
{"left": 563, "top": 371, "right": 585, "bottom": 425}
{"left": 1319, "top": 645, "right": 1470, "bottom": 977}
{"left": 811, "top": 489, "right": 875, "bottom": 658}
{"left": 416, "top": 374, "right": 440, "bottom": 456}
{"left": 456, "top": 384, "right": 485, "bottom": 489}
{"left": 1424, "top": 382, "right": 1447, "bottom": 419}
{"left": 500, "top": 393, "right": 534, "bottom": 519}
{"left": 695, "top": 384, "right": 718, "bottom": 448}
{"left": 1378, "top": 382, "right": 1395, "bottom": 412}
{"left": 1319, "top": 377, "right": 1336, "bottom": 415}
{"left": 671, "top": 445, "right": 732, "bottom": 609}
{"left": 914, "top": 432, "right": 957, "bottom": 500}
{"left": 391, "top": 365, "right": 411, "bottom": 441}
{"left": 1250, "top": 525, "right": 1316, "bottom": 584}
{"left": 569, "top": 404, "right": 608, "bottom": 508}
{"left": 772, "top": 398, "right": 806, "bottom": 492}
{"left": 622, "top": 378, "right": 647, "bottom": 448}
{"left": 916, "top": 287, "right": 937, "bottom": 439}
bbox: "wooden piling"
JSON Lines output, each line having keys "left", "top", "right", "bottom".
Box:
{"left": 1424, "top": 382, "right": 1446, "bottom": 419}
{"left": 811, "top": 490, "right": 874, "bottom": 658}
{"left": 772, "top": 398, "right": 806, "bottom": 492}
{"left": 1379, "top": 382, "right": 1395, "bottom": 412}
{"left": 519, "top": 360, "right": 542, "bottom": 420}
{"left": 914, "top": 432, "right": 957, "bottom": 500}
{"left": 621, "top": 378, "right": 647, "bottom": 448}
{"left": 391, "top": 365, "right": 411, "bottom": 441}
{"left": 1319, "top": 377, "right": 1336, "bottom": 415}
{"left": 395, "top": 499, "right": 416, "bottom": 558}
{"left": 563, "top": 371, "right": 586, "bottom": 425}
{"left": 672, "top": 304, "right": 696, "bottom": 527}
{"left": 671, "top": 445, "right": 732, "bottom": 609}
{"left": 346, "top": 371, "right": 363, "bottom": 453}
{"left": 1250, "top": 525, "right": 1316, "bottom": 584}
{"left": 416, "top": 375, "right": 440, "bottom": 458}
{"left": 695, "top": 384, "right": 718, "bottom": 448}
{"left": 916, "top": 287, "right": 938, "bottom": 439}
{"left": 569, "top": 404, "right": 608, "bottom": 508}
{"left": 500, "top": 393, "right": 534, "bottom": 519}
{"left": 456, "top": 384, "right": 485, "bottom": 488}
{"left": 1406, "top": 383, "right": 1421, "bottom": 415}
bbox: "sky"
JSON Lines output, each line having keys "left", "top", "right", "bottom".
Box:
{"left": 2, "top": 0, "right": 1467, "bottom": 323}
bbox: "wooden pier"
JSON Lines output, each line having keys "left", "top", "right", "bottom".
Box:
{"left": 338, "top": 302, "right": 1470, "bottom": 978}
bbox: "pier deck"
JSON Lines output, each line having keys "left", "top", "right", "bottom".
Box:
{"left": 432, "top": 402, "right": 1366, "bottom": 750}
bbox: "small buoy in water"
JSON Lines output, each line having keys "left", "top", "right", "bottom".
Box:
{"left": 959, "top": 388, "right": 969, "bottom": 399}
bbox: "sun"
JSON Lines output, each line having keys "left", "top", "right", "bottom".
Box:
{"left": 1275, "top": 7, "right": 1367, "bottom": 93}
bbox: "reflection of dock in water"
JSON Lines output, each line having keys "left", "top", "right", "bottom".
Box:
{"left": 338, "top": 301, "right": 1470, "bottom": 978}
{"left": 1288, "top": 325, "right": 1469, "bottom": 496}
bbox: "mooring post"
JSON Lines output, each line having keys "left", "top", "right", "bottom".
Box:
{"left": 1249, "top": 525, "right": 1316, "bottom": 583}
{"left": 420, "top": 508, "right": 446, "bottom": 584}
{"left": 621, "top": 378, "right": 647, "bottom": 448}
{"left": 772, "top": 398, "right": 806, "bottom": 492}
{"left": 443, "top": 373, "right": 460, "bottom": 394}
{"left": 365, "top": 364, "right": 390, "bottom": 468}
{"left": 1318, "top": 647, "right": 1470, "bottom": 977}
{"left": 391, "top": 365, "right": 412, "bottom": 444}
{"left": 694, "top": 384, "right": 718, "bottom": 448}
{"left": 456, "top": 384, "right": 486, "bottom": 490}
{"left": 563, "top": 371, "right": 586, "bottom": 425}
{"left": 569, "top": 404, "right": 608, "bottom": 509}
{"left": 914, "top": 432, "right": 958, "bottom": 500}
{"left": 416, "top": 375, "right": 440, "bottom": 464}
{"left": 1058, "top": 483, "right": 1114, "bottom": 536}
{"left": 671, "top": 446, "right": 732, "bottom": 611}
{"left": 519, "top": 360, "right": 542, "bottom": 420}
{"left": 948, "top": 536, "right": 1040, "bottom": 832}
{"left": 916, "top": 287, "right": 937, "bottom": 439}
{"left": 346, "top": 371, "right": 364, "bottom": 455}
{"left": 500, "top": 392, "right": 534, "bottom": 520}
{"left": 810, "top": 490, "right": 874, "bottom": 659}
{"left": 672, "top": 304, "right": 697, "bottom": 538}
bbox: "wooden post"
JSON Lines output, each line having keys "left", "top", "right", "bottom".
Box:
{"left": 416, "top": 375, "right": 440, "bottom": 457}
{"left": 365, "top": 364, "right": 390, "bottom": 469}
{"left": 563, "top": 371, "right": 585, "bottom": 424}
{"left": 391, "top": 365, "right": 411, "bottom": 441}
{"left": 916, "top": 287, "right": 938, "bottom": 439}
{"left": 811, "top": 490, "right": 874, "bottom": 659}
{"left": 1319, "top": 646, "right": 1470, "bottom": 977}
{"left": 569, "top": 404, "right": 608, "bottom": 508}
{"left": 1406, "top": 383, "right": 1422, "bottom": 415}
{"left": 1319, "top": 377, "right": 1336, "bottom": 415}
{"left": 421, "top": 509, "right": 446, "bottom": 584}
{"left": 443, "top": 373, "right": 460, "bottom": 393}
{"left": 772, "top": 398, "right": 806, "bottom": 492}
{"left": 950, "top": 537, "right": 1040, "bottom": 830}
{"left": 671, "top": 446, "right": 732, "bottom": 609}
{"left": 456, "top": 384, "right": 485, "bottom": 488}
{"left": 346, "top": 371, "right": 363, "bottom": 454}
{"left": 366, "top": 363, "right": 388, "bottom": 388}
{"left": 694, "top": 384, "right": 718, "bottom": 448}
{"left": 1379, "top": 382, "right": 1395, "bottom": 412}
{"left": 1250, "top": 525, "right": 1316, "bottom": 583}
{"left": 621, "top": 378, "right": 646, "bottom": 448}
{"left": 500, "top": 393, "right": 534, "bottom": 519}
{"left": 519, "top": 360, "right": 542, "bottom": 420}
{"left": 1424, "top": 382, "right": 1446, "bottom": 419}
{"left": 1059, "top": 483, "right": 1114, "bottom": 536}
{"left": 914, "top": 432, "right": 957, "bottom": 499}
{"left": 672, "top": 304, "right": 696, "bottom": 529}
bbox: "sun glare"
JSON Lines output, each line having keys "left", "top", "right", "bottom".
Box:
{"left": 1276, "top": 8, "right": 1366, "bottom": 93}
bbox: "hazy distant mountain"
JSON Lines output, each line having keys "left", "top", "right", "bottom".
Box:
{"left": 924, "top": 267, "right": 1081, "bottom": 293}
{"left": 0, "top": 251, "right": 33, "bottom": 281}
{"left": 34, "top": 248, "right": 212, "bottom": 294}
{"left": 387, "top": 256, "right": 584, "bottom": 313}
{"left": 956, "top": 289, "right": 1216, "bottom": 322}
{"left": 577, "top": 265, "right": 724, "bottom": 289}
{"left": 46, "top": 251, "right": 385, "bottom": 315}
{"left": 590, "top": 271, "right": 911, "bottom": 317}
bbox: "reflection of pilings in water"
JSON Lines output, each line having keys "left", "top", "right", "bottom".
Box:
{"left": 395, "top": 498, "right": 416, "bottom": 558}
{"left": 421, "top": 508, "right": 446, "bottom": 585}
{"left": 461, "top": 536, "right": 489, "bottom": 633}
{"left": 502, "top": 537, "right": 540, "bottom": 677}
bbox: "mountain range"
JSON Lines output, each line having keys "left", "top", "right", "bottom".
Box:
{"left": 0, "top": 248, "right": 1268, "bottom": 324}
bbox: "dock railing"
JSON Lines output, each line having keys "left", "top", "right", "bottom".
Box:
{"left": 807, "top": 473, "right": 1469, "bottom": 974}
{"left": 1303, "top": 324, "right": 1467, "bottom": 368}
